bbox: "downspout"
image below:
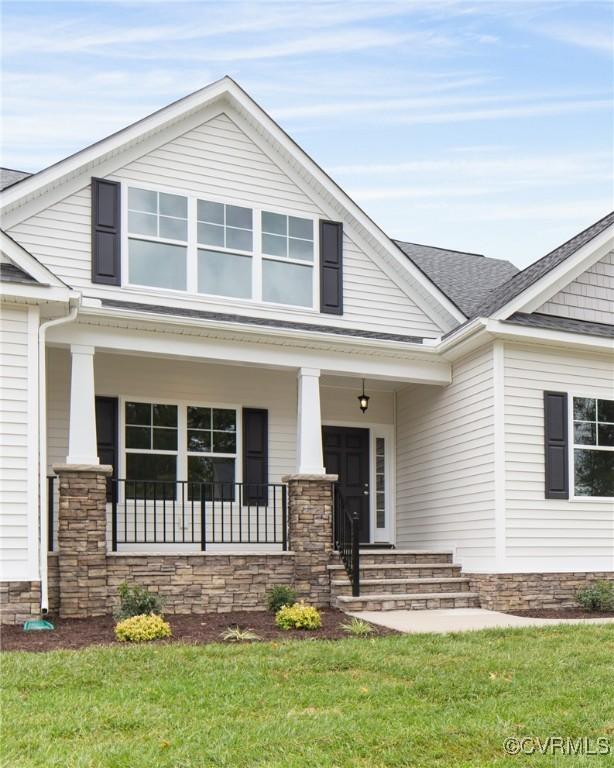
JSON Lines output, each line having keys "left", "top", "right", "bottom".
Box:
{"left": 38, "top": 297, "right": 80, "bottom": 614}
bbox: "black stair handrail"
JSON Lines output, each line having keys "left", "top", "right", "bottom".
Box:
{"left": 333, "top": 484, "right": 360, "bottom": 597}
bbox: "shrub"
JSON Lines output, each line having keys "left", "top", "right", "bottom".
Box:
{"left": 577, "top": 581, "right": 614, "bottom": 612}
{"left": 267, "top": 585, "right": 298, "bottom": 613}
{"left": 221, "top": 626, "right": 261, "bottom": 642}
{"left": 115, "top": 614, "right": 172, "bottom": 643}
{"left": 275, "top": 601, "right": 322, "bottom": 631}
{"left": 114, "top": 582, "right": 165, "bottom": 620}
{"left": 341, "top": 617, "right": 377, "bottom": 638}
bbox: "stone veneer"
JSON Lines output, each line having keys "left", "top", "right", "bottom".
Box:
{"left": 18, "top": 468, "right": 338, "bottom": 620}
{"left": 468, "top": 572, "right": 614, "bottom": 611}
{"left": 0, "top": 581, "right": 41, "bottom": 625}
{"left": 283, "top": 474, "right": 336, "bottom": 607}
{"left": 54, "top": 464, "right": 112, "bottom": 618}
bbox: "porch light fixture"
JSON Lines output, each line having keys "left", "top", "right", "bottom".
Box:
{"left": 358, "top": 379, "right": 370, "bottom": 414}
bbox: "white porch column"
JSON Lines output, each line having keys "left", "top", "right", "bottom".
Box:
{"left": 66, "top": 344, "right": 99, "bottom": 465}
{"left": 296, "top": 367, "right": 325, "bottom": 475}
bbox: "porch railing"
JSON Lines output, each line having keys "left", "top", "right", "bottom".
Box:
{"left": 333, "top": 484, "right": 360, "bottom": 597}
{"left": 108, "top": 479, "right": 287, "bottom": 551}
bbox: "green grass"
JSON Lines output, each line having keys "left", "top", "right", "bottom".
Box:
{"left": 2, "top": 625, "right": 614, "bottom": 767}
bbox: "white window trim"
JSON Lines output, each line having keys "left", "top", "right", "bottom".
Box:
{"left": 567, "top": 391, "right": 614, "bottom": 502}
{"left": 120, "top": 180, "right": 319, "bottom": 312}
{"left": 119, "top": 395, "right": 243, "bottom": 492}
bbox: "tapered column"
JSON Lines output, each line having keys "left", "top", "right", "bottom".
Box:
{"left": 296, "top": 367, "right": 325, "bottom": 475}
{"left": 66, "top": 344, "right": 99, "bottom": 465}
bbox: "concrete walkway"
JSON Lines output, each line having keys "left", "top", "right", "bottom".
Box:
{"left": 351, "top": 608, "right": 614, "bottom": 634}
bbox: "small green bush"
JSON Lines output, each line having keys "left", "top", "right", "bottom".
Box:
{"left": 115, "top": 614, "right": 172, "bottom": 643}
{"left": 221, "top": 626, "right": 261, "bottom": 642}
{"left": 341, "top": 617, "right": 377, "bottom": 637}
{"left": 577, "top": 581, "right": 614, "bottom": 612}
{"left": 267, "top": 585, "right": 297, "bottom": 613}
{"left": 275, "top": 601, "right": 322, "bottom": 631}
{"left": 114, "top": 582, "right": 165, "bottom": 620}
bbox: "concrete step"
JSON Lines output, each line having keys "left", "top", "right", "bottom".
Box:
{"left": 334, "top": 591, "right": 481, "bottom": 612}
{"left": 356, "top": 550, "right": 454, "bottom": 565}
{"left": 331, "top": 577, "right": 471, "bottom": 596}
{"left": 328, "top": 563, "right": 462, "bottom": 579}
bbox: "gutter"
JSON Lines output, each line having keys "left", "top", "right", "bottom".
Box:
{"left": 38, "top": 297, "right": 80, "bottom": 614}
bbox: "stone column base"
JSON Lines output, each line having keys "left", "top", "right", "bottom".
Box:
{"left": 283, "top": 474, "right": 337, "bottom": 607}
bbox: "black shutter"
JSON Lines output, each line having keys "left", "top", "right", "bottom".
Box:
{"left": 92, "top": 177, "right": 121, "bottom": 285}
{"left": 96, "top": 397, "right": 118, "bottom": 501}
{"left": 319, "top": 220, "right": 343, "bottom": 314}
{"left": 242, "top": 408, "right": 268, "bottom": 505}
{"left": 544, "top": 391, "right": 569, "bottom": 499}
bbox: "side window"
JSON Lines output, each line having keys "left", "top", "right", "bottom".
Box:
{"left": 124, "top": 401, "right": 178, "bottom": 498}
{"left": 572, "top": 397, "right": 614, "bottom": 497}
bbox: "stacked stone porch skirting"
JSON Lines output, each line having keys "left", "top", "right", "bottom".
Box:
{"left": 468, "top": 572, "right": 614, "bottom": 611}
{"left": 0, "top": 581, "right": 42, "bottom": 625}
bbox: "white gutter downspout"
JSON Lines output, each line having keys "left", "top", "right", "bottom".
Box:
{"left": 38, "top": 297, "right": 80, "bottom": 614}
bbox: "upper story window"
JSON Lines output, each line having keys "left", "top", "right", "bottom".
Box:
{"left": 124, "top": 185, "right": 316, "bottom": 309}
{"left": 572, "top": 397, "right": 614, "bottom": 497}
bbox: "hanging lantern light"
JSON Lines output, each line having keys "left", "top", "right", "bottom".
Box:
{"left": 358, "top": 378, "right": 370, "bottom": 414}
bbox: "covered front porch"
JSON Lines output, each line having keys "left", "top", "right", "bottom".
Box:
{"left": 45, "top": 313, "right": 451, "bottom": 556}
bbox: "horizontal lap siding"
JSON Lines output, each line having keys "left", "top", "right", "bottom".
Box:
{"left": 8, "top": 113, "right": 442, "bottom": 337}
{"left": 0, "top": 307, "right": 35, "bottom": 578}
{"left": 396, "top": 345, "right": 496, "bottom": 562}
{"left": 537, "top": 250, "right": 614, "bottom": 325}
{"left": 504, "top": 343, "right": 614, "bottom": 562}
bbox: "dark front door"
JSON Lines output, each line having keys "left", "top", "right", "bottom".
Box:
{"left": 322, "top": 426, "right": 370, "bottom": 543}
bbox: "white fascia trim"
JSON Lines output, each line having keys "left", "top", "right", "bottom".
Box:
{"left": 77, "top": 303, "right": 442, "bottom": 358}
{"left": 0, "top": 76, "right": 463, "bottom": 330}
{"left": 0, "top": 284, "right": 76, "bottom": 303}
{"left": 492, "top": 226, "right": 614, "bottom": 320}
{"left": 484, "top": 318, "right": 614, "bottom": 352}
{"left": 0, "top": 230, "right": 67, "bottom": 287}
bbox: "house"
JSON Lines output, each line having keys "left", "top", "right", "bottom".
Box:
{"left": 0, "top": 77, "right": 612, "bottom": 624}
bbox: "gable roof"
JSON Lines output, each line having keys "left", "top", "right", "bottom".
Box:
{"left": 0, "top": 76, "right": 465, "bottom": 331}
{"left": 0, "top": 168, "right": 31, "bottom": 191}
{"left": 394, "top": 240, "right": 518, "bottom": 317}
{"left": 472, "top": 210, "right": 614, "bottom": 319}
{"left": 0, "top": 229, "right": 67, "bottom": 287}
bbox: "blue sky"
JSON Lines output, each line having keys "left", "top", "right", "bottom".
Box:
{"left": 1, "top": 0, "right": 612, "bottom": 267}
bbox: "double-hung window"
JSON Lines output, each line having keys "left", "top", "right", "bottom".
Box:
{"left": 123, "top": 401, "right": 237, "bottom": 501}
{"left": 261, "top": 211, "right": 314, "bottom": 307}
{"left": 124, "top": 402, "right": 178, "bottom": 498}
{"left": 125, "top": 185, "right": 316, "bottom": 308}
{"left": 572, "top": 397, "right": 614, "bottom": 497}
{"left": 127, "top": 188, "right": 188, "bottom": 290}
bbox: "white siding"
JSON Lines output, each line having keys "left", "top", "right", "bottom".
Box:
{"left": 503, "top": 343, "right": 614, "bottom": 571}
{"left": 8, "top": 112, "right": 442, "bottom": 337}
{"left": 396, "top": 345, "right": 496, "bottom": 567}
{"left": 0, "top": 305, "right": 38, "bottom": 580}
{"left": 537, "top": 250, "right": 614, "bottom": 325}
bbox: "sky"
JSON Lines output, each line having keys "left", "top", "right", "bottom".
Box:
{"left": 1, "top": 0, "right": 613, "bottom": 268}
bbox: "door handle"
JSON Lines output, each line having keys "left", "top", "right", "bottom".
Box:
{"left": 363, "top": 490, "right": 369, "bottom": 496}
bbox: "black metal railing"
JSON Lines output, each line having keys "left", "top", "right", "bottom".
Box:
{"left": 108, "top": 479, "right": 287, "bottom": 551}
{"left": 333, "top": 484, "right": 360, "bottom": 597}
{"left": 47, "top": 475, "right": 57, "bottom": 552}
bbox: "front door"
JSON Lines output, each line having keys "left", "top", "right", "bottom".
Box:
{"left": 322, "top": 426, "right": 370, "bottom": 543}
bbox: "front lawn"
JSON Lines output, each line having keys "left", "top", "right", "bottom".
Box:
{"left": 2, "top": 625, "right": 613, "bottom": 767}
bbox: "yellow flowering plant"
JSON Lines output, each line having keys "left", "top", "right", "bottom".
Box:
{"left": 275, "top": 601, "right": 322, "bottom": 631}
{"left": 115, "top": 613, "right": 172, "bottom": 643}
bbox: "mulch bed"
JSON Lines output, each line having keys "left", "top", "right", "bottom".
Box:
{"left": 1, "top": 610, "right": 395, "bottom": 653}
{"left": 505, "top": 609, "right": 614, "bottom": 619}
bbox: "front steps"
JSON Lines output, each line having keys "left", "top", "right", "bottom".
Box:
{"left": 330, "top": 549, "right": 481, "bottom": 612}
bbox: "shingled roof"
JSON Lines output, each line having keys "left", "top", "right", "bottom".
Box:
{"left": 0, "top": 168, "right": 32, "bottom": 191}
{"left": 472, "top": 210, "right": 614, "bottom": 319}
{"left": 394, "top": 240, "right": 518, "bottom": 318}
